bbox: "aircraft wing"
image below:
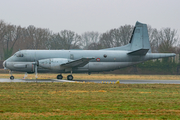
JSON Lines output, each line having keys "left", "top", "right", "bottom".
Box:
{"left": 61, "top": 57, "right": 95, "bottom": 68}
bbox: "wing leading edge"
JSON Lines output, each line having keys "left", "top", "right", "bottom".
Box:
{"left": 61, "top": 57, "right": 95, "bottom": 68}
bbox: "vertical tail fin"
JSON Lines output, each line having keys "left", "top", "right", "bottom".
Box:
{"left": 129, "top": 21, "right": 151, "bottom": 53}
{"left": 101, "top": 21, "right": 151, "bottom": 53}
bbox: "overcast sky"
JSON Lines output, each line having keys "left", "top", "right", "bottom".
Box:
{"left": 0, "top": 0, "right": 180, "bottom": 35}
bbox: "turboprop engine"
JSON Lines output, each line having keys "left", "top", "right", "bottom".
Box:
{"left": 5, "top": 62, "right": 35, "bottom": 73}
{"left": 38, "top": 58, "right": 70, "bottom": 70}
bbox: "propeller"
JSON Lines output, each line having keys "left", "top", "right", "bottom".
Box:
{"left": 32, "top": 61, "right": 38, "bottom": 79}
{"left": 35, "top": 61, "right": 38, "bottom": 79}
{"left": 34, "top": 52, "right": 38, "bottom": 79}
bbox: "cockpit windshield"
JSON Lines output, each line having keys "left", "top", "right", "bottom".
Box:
{"left": 14, "top": 52, "right": 24, "bottom": 57}
{"left": 17, "top": 54, "right": 24, "bottom": 57}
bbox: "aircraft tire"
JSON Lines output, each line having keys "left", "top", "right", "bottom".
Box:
{"left": 57, "top": 75, "right": 63, "bottom": 79}
{"left": 10, "top": 76, "right": 14, "bottom": 80}
{"left": 67, "top": 75, "right": 73, "bottom": 80}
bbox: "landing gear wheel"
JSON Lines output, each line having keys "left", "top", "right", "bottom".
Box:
{"left": 57, "top": 75, "right": 63, "bottom": 79}
{"left": 10, "top": 76, "right": 14, "bottom": 80}
{"left": 67, "top": 75, "right": 73, "bottom": 80}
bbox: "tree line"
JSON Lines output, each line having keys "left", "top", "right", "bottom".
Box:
{"left": 0, "top": 20, "right": 179, "bottom": 60}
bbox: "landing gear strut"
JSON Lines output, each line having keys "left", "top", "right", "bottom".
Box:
{"left": 67, "top": 70, "right": 73, "bottom": 80}
{"left": 57, "top": 74, "right": 63, "bottom": 79}
{"left": 23, "top": 72, "right": 28, "bottom": 79}
{"left": 9, "top": 70, "right": 14, "bottom": 80}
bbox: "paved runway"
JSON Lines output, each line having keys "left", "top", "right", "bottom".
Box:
{"left": 0, "top": 78, "right": 180, "bottom": 84}
{"left": 0, "top": 79, "right": 75, "bottom": 83}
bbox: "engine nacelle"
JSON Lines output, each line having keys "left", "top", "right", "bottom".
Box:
{"left": 38, "top": 58, "right": 69, "bottom": 70}
{"left": 6, "top": 62, "right": 35, "bottom": 73}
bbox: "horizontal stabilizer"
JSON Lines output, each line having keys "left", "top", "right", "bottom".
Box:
{"left": 61, "top": 57, "right": 95, "bottom": 68}
{"left": 128, "top": 49, "right": 149, "bottom": 55}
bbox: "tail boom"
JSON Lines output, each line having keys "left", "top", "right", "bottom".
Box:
{"left": 146, "top": 53, "right": 176, "bottom": 60}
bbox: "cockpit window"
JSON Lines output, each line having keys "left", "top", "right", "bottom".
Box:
{"left": 16, "top": 53, "right": 24, "bottom": 57}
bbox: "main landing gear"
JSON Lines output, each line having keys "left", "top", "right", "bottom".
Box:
{"left": 56, "top": 74, "right": 73, "bottom": 80}
{"left": 67, "top": 70, "right": 73, "bottom": 80}
{"left": 57, "top": 71, "right": 74, "bottom": 80}
{"left": 57, "top": 74, "right": 63, "bottom": 79}
{"left": 67, "top": 75, "right": 73, "bottom": 80}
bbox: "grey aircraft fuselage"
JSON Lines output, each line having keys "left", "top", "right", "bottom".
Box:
{"left": 4, "top": 49, "right": 175, "bottom": 73}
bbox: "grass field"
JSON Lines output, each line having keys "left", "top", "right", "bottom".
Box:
{"left": 0, "top": 82, "right": 180, "bottom": 119}
{"left": 1, "top": 73, "right": 180, "bottom": 80}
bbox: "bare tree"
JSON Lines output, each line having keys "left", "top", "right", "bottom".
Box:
{"left": 99, "top": 25, "right": 133, "bottom": 49}
{"left": 87, "top": 42, "right": 103, "bottom": 50}
{"left": 60, "top": 30, "right": 75, "bottom": 49}
{"left": 70, "top": 33, "right": 82, "bottom": 49}
{"left": 33, "top": 28, "right": 51, "bottom": 49}
{"left": 99, "top": 30, "right": 114, "bottom": 48}
{"left": 0, "top": 20, "right": 8, "bottom": 57}
{"left": 147, "top": 25, "right": 159, "bottom": 53}
{"left": 49, "top": 30, "right": 82, "bottom": 50}
{"left": 23, "top": 25, "right": 51, "bottom": 49}
{"left": 81, "top": 31, "right": 99, "bottom": 49}
{"left": 2, "top": 24, "right": 22, "bottom": 59}
{"left": 116, "top": 25, "right": 133, "bottom": 46}
{"left": 0, "top": 20, "right": 7, "bottom": 43}
{"left": 158, "top": 28, "right": 178, "bottom": 53}
{"left": 25, "top": 25, "right": 36, "bottom": 49}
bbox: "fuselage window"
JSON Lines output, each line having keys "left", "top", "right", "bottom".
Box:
{"left": 104, "top": 54, "right": 107, "bottom": 58}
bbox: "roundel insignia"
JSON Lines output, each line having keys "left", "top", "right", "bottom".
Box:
{"left": 96, "top": 58, "right": 100, "bottom": 62}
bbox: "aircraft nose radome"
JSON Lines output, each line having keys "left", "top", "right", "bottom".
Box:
{"left": 3, "top": 61, "right": 6, "bottom": 68}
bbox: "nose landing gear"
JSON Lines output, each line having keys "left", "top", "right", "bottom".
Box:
{"left": 9, "top": 70, "right": 14, "bottom": 80}
{"left": 10, "top": 76, "right": 14, "bottom": 80}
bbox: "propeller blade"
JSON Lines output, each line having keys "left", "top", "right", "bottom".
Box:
{"left": 35, "top": 63, "right": 38, "bottom": 79}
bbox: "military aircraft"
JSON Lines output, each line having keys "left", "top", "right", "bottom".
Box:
{"left": 3, "top": 21, "right": 176, "bottom": 80}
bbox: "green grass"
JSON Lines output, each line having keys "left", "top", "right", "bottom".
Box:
{"left": 0, "top": 82, "right": 180, "bottom": 119}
